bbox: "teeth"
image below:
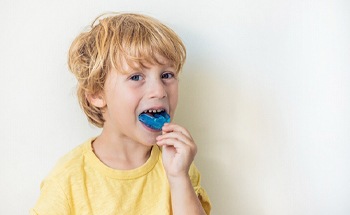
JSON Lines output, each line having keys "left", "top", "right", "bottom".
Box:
{"left": 143, "top": 109, "right": 164, "bottom": 113}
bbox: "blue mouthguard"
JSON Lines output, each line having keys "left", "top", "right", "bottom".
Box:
{"left": 138, "top": 111, "right": 170, "bottom": 130}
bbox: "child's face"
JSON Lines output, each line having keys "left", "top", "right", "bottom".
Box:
{"left": 100, "top": 56, "right": 179, "bottom": 145}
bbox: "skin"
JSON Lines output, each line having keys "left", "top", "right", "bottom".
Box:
{"left": 88, "top": 56, "right": 206, "bottom": 214}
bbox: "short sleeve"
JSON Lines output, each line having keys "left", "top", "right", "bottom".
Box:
{"left": 189, "top": 163, "right": 212, "bottom": 215}
{"left": 30, "top": 179, "right": 71, "bottom": 215}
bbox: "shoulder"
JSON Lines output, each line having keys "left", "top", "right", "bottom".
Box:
{"left": 189, "top": 163, "right": 201, "bottom": 187}
{"left": 188, "top": 163, "right": 212, "bottom": 214}
{"left": 32, "top": 138, "right": 94, "bottom": 215}
{"left": 44, "top": 138, "right": 94, "bottom": 181}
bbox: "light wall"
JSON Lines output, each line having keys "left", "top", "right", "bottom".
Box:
{"left": 1, "top": 0, "right": 349, "bottom": 214}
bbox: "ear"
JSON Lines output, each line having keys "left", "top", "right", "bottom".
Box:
{"left": 86, "top": 92, "right": 106, "bottom": 108}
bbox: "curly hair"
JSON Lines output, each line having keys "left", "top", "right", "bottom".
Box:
{"left": 68, "top": 12, "right": 186, "bottom": 127}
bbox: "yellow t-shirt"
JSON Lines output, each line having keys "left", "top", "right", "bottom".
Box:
{"left": 30, "top": 138, "right": 211, "bottom": 215}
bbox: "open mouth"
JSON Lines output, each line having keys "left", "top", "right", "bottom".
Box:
{"left": 138, "top": 109, "right": 170, "bottom": 131}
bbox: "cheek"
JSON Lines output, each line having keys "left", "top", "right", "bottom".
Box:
{"left": 120, "top": 90, "right": 138, "bottom": 105}
{"left": 120, "top": 88, "right": 144, "bottom": 112}
{"left": 106, "top": 87, "right": 135, "bottom": 111}
{"left": 169, "top": 84, "right": 179, "bottom": 109}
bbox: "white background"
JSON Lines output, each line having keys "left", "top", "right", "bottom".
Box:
{"left": 1, "top": 0, "right": 349, "bottom": 214}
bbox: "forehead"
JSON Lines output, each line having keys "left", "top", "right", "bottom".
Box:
{"left": 118, "top": 54, "right": 176, "bottom": 73}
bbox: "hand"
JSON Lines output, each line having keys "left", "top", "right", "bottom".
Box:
{"left": 156, "top": 123, "right": 197, "bottom": 180}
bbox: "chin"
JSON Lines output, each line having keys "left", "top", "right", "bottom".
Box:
{"left": 135, "top": 133, "right": 156, "bottom": 146}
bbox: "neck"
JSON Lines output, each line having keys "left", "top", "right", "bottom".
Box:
{"left": 92, "top": 129, "right": 152, "bottom": 170}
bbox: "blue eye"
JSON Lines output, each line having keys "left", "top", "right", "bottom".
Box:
{"left": 161, "top": 72, "right": 174, "bottom": 79}
{"left": 130, "top": 74, "right": 143, "bottom": 81}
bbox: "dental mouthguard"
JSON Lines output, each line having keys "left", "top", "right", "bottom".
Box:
{"left": 138, "top": 110, "right": 170, "bottom": 130}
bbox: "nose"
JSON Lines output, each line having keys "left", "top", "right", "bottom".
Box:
{"left": 148, "top": 79, "right": 167, "bottom": 99}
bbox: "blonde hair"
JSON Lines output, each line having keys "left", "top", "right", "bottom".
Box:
{"left": 68, "top": 12, "right": 186, "bottom": 127}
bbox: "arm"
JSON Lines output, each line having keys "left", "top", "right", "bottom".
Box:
{"left": 31, "top": 179, "right": 71, "bottom": 215}
{"left": 156, "top": 123, "right": 207, "bottom": 215}
{"left": 168, "top": 174, "right": 206, "bottom": 215}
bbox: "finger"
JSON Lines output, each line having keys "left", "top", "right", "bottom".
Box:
{"left": 162, "top": 123, "right": 193, "bottom": 139}
{"left": 157, "top": 136, "right": 197, "bottom": 155}
{"left": 157, "top": 138, "right": 192, "bottom": 153}
{"left": 156, "top": 131, "right": 193, "bottom": 147}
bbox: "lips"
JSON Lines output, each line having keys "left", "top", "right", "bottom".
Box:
{"left": 138, "top": 109, "right": 170, "bottom": 130}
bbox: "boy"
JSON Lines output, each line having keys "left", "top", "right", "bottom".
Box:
{"left": 31, "top": 12, "right": 211, "bottom": 214}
